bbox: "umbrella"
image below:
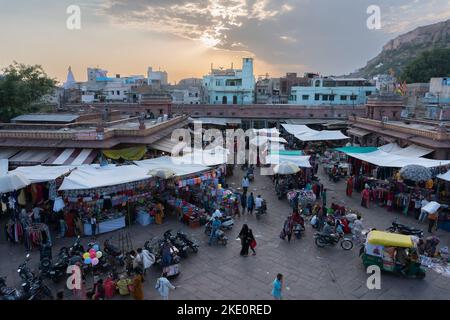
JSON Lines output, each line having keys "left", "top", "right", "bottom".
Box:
{"left": 147, "top": 168, "right": 176, "bottom": 179}
{"left": 0, "top": 173, "right": 31, "bottom": 193}
{"left": 273, "top": 162, "right": 300, "bottom": 175}
{"left": 400, "top": 165, "right": 431, "bottom": 182}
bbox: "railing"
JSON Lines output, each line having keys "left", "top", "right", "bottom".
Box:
{"left": 0, "top": 115, "right": 187, "bottom": 141}
{"left": 352, "top": 117, "right": 445, "bottom": 140}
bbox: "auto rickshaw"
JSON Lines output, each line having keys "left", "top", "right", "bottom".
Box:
{"left": 360, "top": 230, "right": 426, "bottom": 279}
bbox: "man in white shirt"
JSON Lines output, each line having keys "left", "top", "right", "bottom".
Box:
{"left": 255, "top": 195, "right": 263, "bottom": 209}
{"left": 155, "top": 272, "right": 176, "bottom": 300}
{"left": 211, "top": 209, "right": 223, "bottom": 220}
{"left": 418, "top": 198, "right": 430, "bottom": 223}
{"left": 242, "top": 177, "right": 250, "bottom": 194}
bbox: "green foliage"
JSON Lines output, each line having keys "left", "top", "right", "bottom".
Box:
{"left": 0, "top": 62, "right": 56, "bottom": 122}
{"left": 401, "top": 48, "right": 450, "bottom": 83}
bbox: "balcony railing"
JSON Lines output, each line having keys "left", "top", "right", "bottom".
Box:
{"left": 352, "top": 117, "right": 446, "bottom": 140}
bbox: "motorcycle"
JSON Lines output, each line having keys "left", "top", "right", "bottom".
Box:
{"left": 103, "top": 239, "right": 125, "bottom": 267}
{"left": 255, "top": 200, "right": 267, "bottom": 220}
{"left": 163, "top": 230, "right": 189, "bottom": 259}
{"left": 176, "top": 231, "right": 199, "bottom": 253}
{"left": 17, "top": 254, "right": 53, "bottom": 300}
{"left": 276, "top": 184, "right": 288, "bottom": 200}
{"left": 68, "top": 236, "right": 85, "bottom": 256}
{"left": 144, "top": 237, "right": 181, "bottom": 266}
{"left": 314, "top": 232, "right": 353, "bottom": 250}
{"left": 204, "top": 216, "right": 234, "bottom": 234}
{"left": 386, "top": 220, "right": 424, "bottom": 238}
{"left": 205, "top": 228, "right": 228, "bottom": 246}
{"left": 41, "top": 247, "right": 70, "bottom": 283}
{"left": 0, "top": 277, "right": 22, "bottom": 300}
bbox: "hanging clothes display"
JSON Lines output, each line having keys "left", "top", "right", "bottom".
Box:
{"left": 24, "top": 223, "right": 51, "bottom": 251}
{"left": 5, "top": 220, "right": 24, "bottom": 243}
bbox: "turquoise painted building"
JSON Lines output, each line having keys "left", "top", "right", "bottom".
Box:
{"left": 289, "top": 77, "right": 376, "bottom": 106}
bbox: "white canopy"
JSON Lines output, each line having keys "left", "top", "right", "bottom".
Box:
{"left": 346, "top": 150, "right": 450, "bottom": 168}
{"left": 173, "top": 147, "right": 229, "bottom": 166}
{"left": 252, "top": 128, "right": 280, "bottom": 136}
{"left": 59, "top": 165, "right": 149, "bottom": 191}
{"left": 11, "top": 165, "right": 75, "bottom": 183}
{"left": 437, "top": 170, "right": 450, "bottom": 182}
{"left": 281, "top": 124, "right": 348, "bottom": 141}
{"left": 379, "top": 143, "right": 433, "bottom": 158}
{"left": 265, "top": 154, "right": 311, "bottom": 168}
{"left": 249, "top": 136, "right": 287, "bottom": 147}
{"left": 134, "top": 156, "right": 210, "bottom": 177}
{"left": 0, "top": 173, "right": 31, "bottom": 193}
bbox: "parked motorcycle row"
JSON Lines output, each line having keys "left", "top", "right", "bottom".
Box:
{"left": 1, "top": 254, "right": 53, "bottom": 300}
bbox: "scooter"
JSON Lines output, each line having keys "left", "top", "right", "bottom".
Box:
{"left": 387, "top": 220, "right": 424, "bottom": 238}
{"left": 294, "top": 223, "right": 305, "bottom": 239}
{"left": 204, "top": 216, "right": 234, "bottom": 233}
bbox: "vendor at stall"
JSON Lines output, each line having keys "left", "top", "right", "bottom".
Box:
{"left": 155, "top": 203, "right": 165, "bottom": 225}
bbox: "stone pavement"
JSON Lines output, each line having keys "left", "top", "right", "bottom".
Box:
{"left": 1, "top": 164, "right": 450, "bottom": 300}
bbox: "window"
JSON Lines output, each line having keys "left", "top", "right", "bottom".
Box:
{"left": 393, "top": 111, "right": 397, "bottom": 117}
{"left": 216, "top": 80, "right": 221, "bottom": 86}
{"left": 117, "top": 91, "right": 120, "bottom": 95}
{"left": 322, "top": 95, "right": 329, "bottom": 101}
{"left": 302, "top": 95, "right": 309, "bottom": 100}
{"left": 233, "top": 96, "right": 238, "bottom": 104}
{"left": 350, "top": 95, "right": 357, "bottom": 101}
{"left": 222, "top": 96, "right": 227, "bottom": 104}
{"left": 365, "top": 91, "right": 372, "bottom": 96}
{"left": 338, "top": 114, "right": 342, "bottom": 117}
{"left": 309, "top": 113, "right": 314, "bottom": 117}
{"left": 111, "top": 91, "right": 114, "bottom": 95}
{"left": 216, "top": 96, "right": 219, "bottom": 101}
{"left": 195, "top": 93, "right": 198, "bottom": 97}
{"left": 315, "top": 80, "right": 321, "bottom": 87}
{"left": 324, "top": 114, "right": 328, "bottom": 117}
{"left": 329, "top": 95, "right": 335, "bottom": 101}
{"left": 314, "top": 94, "right": 320, "bottom": 101}
{"left": 340, "top": 95, "right": 347, "bottom": 101}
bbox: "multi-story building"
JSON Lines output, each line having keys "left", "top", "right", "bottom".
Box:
{"left": 202, "top": 58, "right": 255, "bottom": 105}
{"left": 255, "top": 76, "right": 280, "bottom": 104}
{"left": 166, "top": 78, "right": 204, "bottom": 105}
{"left": 405, "top": 83, "right": 430, "bottom": 118}
{"left": 279, "top": 73, "right": 314, "bottom": 104}
{"left": 148, "top": 67, "right": 168, "bottom": 86}
{"left": 422, "top": 77, "right": 450, "bottom": 120}
{"left": 289, "top": 77, "right": 376, "bottom": 106}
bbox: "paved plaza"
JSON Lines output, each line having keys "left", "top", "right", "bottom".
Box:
{"left": 1, "top": 165, "right": 450, "bottom": 300}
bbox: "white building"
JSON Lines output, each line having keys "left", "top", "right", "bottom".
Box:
{"left": 148, "top": 67, "right": 168, "bottom": 86}
{"left": 171, "top": 88, "right": 201, "bottom": 105}
{"left": 81, "top": 67, "right": 146, "bottom": 103}
{"left": 289, "top": 77, "right": 376, "bottom": 106}
{"left": 202, "top": 58, "right": 255, "bottom": 105}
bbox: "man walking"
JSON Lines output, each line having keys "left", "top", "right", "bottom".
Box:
{"left": 242, "top": 176, "right": 250, "bottom": 194}
{"left": 155, "top": 272, "right": 176, "bottom": 300}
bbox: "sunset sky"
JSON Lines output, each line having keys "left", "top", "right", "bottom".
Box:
{"left": 0, "top": 0, "right": 449, "bottom": 84}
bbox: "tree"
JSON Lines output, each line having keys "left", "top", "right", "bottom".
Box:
{"left": 0, "top": 62, "right": 56, "bottom": 122}
{"left": 401, "top": 48, "right": 450, "bottom": 83}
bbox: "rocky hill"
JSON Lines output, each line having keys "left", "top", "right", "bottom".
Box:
{"left": 351, "top": 19, "right": 450, "bottom": 78}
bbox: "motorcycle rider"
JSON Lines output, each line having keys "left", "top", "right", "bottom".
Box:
{"left": 255, "top": 195, "right": 264, "bottom": 214}
{"left": 211, "top": 208, "right": 223, "bottom": 220}
{"left": 209, "top": 216, "right": 222, "bottom": 246}
{"left": 322, "top": 221, "right": 338, "bottom": 240}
